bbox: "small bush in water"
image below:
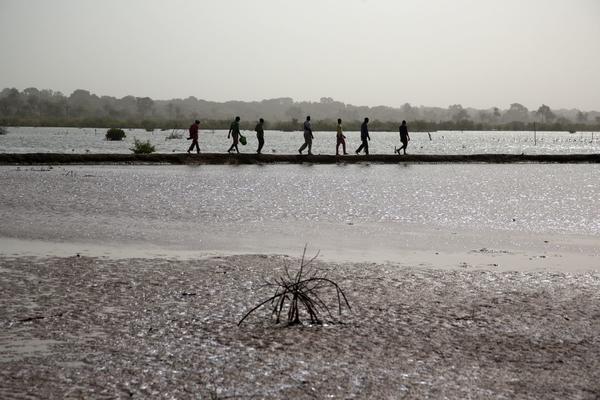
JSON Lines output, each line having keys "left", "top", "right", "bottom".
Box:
{"left": 0, "top": 127, "right": 8, "bottom": 135}
{"left": 106, "top": 128, "right": 126, "bottom": 141}
{"left": 130, "top": 137, "right": 156, "bottom": 154}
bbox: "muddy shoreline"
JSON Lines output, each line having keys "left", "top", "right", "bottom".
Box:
{"left": 1, "top": 152, "right": 599, "bottom": 165}
{"left": 1, "top": 255, "right": 599, "bottom": 399}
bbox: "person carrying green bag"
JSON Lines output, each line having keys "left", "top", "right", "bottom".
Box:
{"left": 227, "top": 116, "right": 241, "bottom": 154}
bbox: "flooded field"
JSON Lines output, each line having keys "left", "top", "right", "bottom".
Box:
{"left": 0, "top": 164, "right": 598, "bottom": 269}
{"left": 1, "top": 147, "right": 599, "bottom": 400}
{"left": 1, "top": 127, "right": 599, "bottom": 155}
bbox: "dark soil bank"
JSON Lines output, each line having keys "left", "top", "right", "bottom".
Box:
{"left": 1, "top": 152, "right": 599, "bottom": 165}
{"left": 1, "top": 255, "right": 599, "bottom": 399}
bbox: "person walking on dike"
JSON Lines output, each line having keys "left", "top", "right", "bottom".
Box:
{"left": 355, "top": 117, "right": 370, "bottom": 155}
{"left": 336, "top": 118, "right": 347, "bottom": 155}
{"left": 396, "top": 120, "right": 410, "bottom": 155}
{"left": 255, "top": 118, "right": 265, "bottom": 154}
{"left": 298, "top": 116, "right": 314, "bottom": 155}
{"left": 227, "top": 116, "right": 241, "bottom": 154}
{"left": 187, "top": 119, "right": 200, "bottom": 154}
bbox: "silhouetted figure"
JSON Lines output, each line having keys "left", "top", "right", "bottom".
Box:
{"left": 187, "top": 119, "right": 200, "bottom": 154}
{"left": 336, "top": 118, "right": 347, "bottom": 155}
{"left": 255, "top": 118, "right": 265, "bottom": 154}
{"left": 396, "top": 120, "right": 410, "bottom": 155}
{"left": 355, "top": 117, "right": 370, "bottom": 155}
{"left": 227, "top": 116, "right": 241, "bottom": 154}
{"left": 298, "top": 116, "right": 313, "bottom": 155}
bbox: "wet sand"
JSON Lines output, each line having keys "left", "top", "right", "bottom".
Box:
{"left": 1, "top": 152, "right": 599, "bottom": 164}
{"left": 1, "top": 255, "right": 599, "bottom": 399}
{"left": 1, "top": 225, "right": 599, "bottom": 273}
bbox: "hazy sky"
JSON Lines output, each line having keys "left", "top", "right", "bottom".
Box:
{"left": 1, "top": 0, "right": 599, "bottom": 110}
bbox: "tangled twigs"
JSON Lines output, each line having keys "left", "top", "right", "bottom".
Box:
{"left": 238, "top": 246, "right": 351, "bottom": 326}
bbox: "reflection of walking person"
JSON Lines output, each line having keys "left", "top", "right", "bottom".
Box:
{"left": 355, "top": 117, "right": 370, "bottom": 155}
{"left": 227, "top": 116, "right": 241, "bottom": 154}
{"left": 187, "top": 119, "right": 200, "bottom": 154}
{"left": 336, "top": 118, "right": 347, "bottom": 155}
{"left": 255, "top": 118, "right": 265, "bottom": 154}
{"left": 396, "top": 120, "right": 410, "bottom": 155}
{"left": 298, "top": 116, "right": 313, "bottom": 155}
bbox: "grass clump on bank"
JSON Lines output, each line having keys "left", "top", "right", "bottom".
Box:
{"left": 105, "top": 128, "right": 126, "bottom": 141}
{"left": 130, "top": 138, "right": 156, "bottom": 154}
{"left": 239, "top": 247, "right": 351, "bottom": 326}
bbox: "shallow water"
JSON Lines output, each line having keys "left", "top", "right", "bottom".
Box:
{"left": 1, "top": 127, "right": 599, "bottom": 155}
{"left": 0, "top": 164, "right": 598, "bottom": 266}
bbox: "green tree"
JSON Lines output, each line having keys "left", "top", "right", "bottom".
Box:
{"left": 285, "top": 105, "right": 303, "bottom": 121}
{"left": 68, "top": 89, "right": 96, "bottom": 118}
{"left": 449, "top": 104, "right": 469, "bottom": 122}
{"left": 478, "top": 110, "right": 492, "bottom": 124}
{"left": 136, "top": 97, "right": 154, "bottom": 118}
{"left": 0, "top": 88, "right": 22, "bottom": 116}
{"left": 401, "top": 102, "right": 419, "bottom": 120}
{"left": 492, "top": 107, "right": 501, "bottom": 119}
{"left": 536, "top": 104, "right": 555, "bottom": 123}
{"left": 504, "top": 103, "right": 529, "bottom": 123}
{"left": 576, "top": 110, "right": 588, "bottom": 123}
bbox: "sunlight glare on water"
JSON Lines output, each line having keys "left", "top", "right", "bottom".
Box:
{"left": 1, "top": 127, "right": 599, "bottom": 155}
{"left": 0, "top": 164, "right": 598, "bottom": 247}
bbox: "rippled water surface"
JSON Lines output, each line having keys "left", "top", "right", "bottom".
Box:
{"left": 1, "top": 164, "right": 598, "bottom": 250}
{"left": 1, "top": 127, "right": 599, "bottom": 154}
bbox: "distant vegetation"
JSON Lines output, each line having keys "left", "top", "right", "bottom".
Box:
{"left": 1, "top": 87, "right": 599, "bottom": 132}
{"left": 105, "top": 128, "right": 126, "bottom": 141}
{"left": 130, "top": 138, "right": 156, "bottom": 154}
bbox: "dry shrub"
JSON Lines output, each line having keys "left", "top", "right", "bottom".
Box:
{"left": 239, "top": 247, "right": 351, "bottom": 326}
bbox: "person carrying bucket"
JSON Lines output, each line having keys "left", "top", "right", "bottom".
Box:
{"left": 227, "top": 116, "right": 241, "bottom": 154}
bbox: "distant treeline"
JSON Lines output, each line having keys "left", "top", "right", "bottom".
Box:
{"left": 2, "top": 87, "right": 599, "bottom": 132}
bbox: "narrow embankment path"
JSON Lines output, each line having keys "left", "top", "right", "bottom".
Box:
{"left": 1, "top": 153, "right": 599, "bottom": 164}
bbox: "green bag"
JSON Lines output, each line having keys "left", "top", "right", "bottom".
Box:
{"left": 239, "top": 134, "right": 247, "bottom": 145}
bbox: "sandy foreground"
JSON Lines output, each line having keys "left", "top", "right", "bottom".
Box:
{"left": 1, "top": 254, "right": 599, "bottom": 399}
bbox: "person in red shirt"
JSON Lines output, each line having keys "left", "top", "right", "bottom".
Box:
{"left": 187, "top": 120, "right": 200, "bottom": 154}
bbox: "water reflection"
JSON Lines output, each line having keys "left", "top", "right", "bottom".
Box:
{"left": 1, "top": 127, "right": 599, "bottom": 155}
{"left": 0, "top": 164, "right": 597, "bottom": 242}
